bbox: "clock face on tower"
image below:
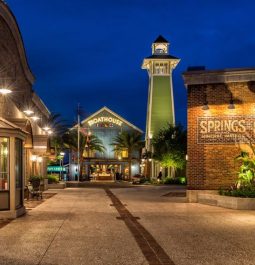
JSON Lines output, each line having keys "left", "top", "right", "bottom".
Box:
{"left": 154, "top": 43, "right": 168, "bottom": 54}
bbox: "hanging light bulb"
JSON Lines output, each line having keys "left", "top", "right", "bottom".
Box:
{"left": 0, "top": 88, "right": 12, "bottom": 95}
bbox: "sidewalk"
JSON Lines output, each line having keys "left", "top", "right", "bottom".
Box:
{"left": 0, "top": 188, "right": 147, "bottom": 265}
{"left": 0, "top": 186, "right": 255, "bottom": 265}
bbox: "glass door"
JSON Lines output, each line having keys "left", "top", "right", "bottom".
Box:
{"left": 15, "top": 138, "right": 23, "bottom": 209}
{"left": 0, "top": 137, "right": 9, "bottom": 210}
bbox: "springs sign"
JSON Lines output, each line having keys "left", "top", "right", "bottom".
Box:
{"left": 197, "top": 116, "right": 255, "bottom": 144}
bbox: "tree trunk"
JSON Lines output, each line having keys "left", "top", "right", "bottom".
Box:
{"left": 79, "top": 151, "right": 83, "bottom": 180}
{"left": 128, "top": 158, "right": 132, "bottom": 181}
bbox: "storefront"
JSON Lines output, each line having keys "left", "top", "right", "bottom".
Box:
{"left": 183, "top": 67, "right": 255, "bottom": 201}
{"left": 0, "top": 2, "right": 51, "bottom": 218}
{"left": 69, "top": 107, "right": 143, "bottom": 181}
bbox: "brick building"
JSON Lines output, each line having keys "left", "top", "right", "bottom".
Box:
{"left": 183, "top": 68, "right": 255, "bottom": 200}
{"left": 0, "top": 1, "right": 51, "bottom": 218}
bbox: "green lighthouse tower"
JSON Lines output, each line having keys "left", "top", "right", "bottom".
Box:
{"left": 142, "top": 35, "right": 180, "bottom": 177}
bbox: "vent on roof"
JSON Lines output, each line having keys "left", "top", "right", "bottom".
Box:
{"left": 187, "top": 66, "right": 206, "bottom": 71}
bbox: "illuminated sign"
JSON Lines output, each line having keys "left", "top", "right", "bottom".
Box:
{"left": 47, "top": 166, "right": 66, "bottom": 172}
{"left": 197, "top": 116, "right": 255, "bottom": 144}
{"left": 88, "top": 116, "right": 123, "bottom": 127}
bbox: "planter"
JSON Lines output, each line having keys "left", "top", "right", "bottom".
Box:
{"left": 44, "top": 178, "right": 48, "bottom": 191}
{"left": 48, "top": 182, "right": 66, "bottom": 189}
{"left": 217, "top": 195, "right": 255, "bottom": 210}
{"left": 187, "top": 190, "right": 255, "bottom": 210}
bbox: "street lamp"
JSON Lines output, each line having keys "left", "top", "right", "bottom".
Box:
{"left": 59, "top": 152, "right": 65, "bottom": 181}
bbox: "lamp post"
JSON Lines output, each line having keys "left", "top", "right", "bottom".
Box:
{"left": 59, "top": 152, "right": 65, "bottom": 181}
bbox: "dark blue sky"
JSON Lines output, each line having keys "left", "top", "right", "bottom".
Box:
{"left": 7, "top": 0, "right": 255, "bottom": 131}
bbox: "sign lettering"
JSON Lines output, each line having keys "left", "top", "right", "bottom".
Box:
{"left": 88, "top": 116, "right": 123, "bottom": 127}
{"left": 197, "top": 116, "right": 255, "bottom": 144}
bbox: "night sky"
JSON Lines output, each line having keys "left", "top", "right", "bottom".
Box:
{"left": 7, "top": 0, "right": 255, "bottom": 131}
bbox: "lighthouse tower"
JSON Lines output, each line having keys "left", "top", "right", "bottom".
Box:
{"left": 142, "top": 35, "right": 180, "bottom": 177}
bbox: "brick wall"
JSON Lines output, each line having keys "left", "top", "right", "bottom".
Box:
{"left": 185, "top": 72, "right": 255, "bottom": 190}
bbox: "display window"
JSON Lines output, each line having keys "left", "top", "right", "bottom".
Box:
{"left": 0, "top": 137, "right": 9, "bottom": 191}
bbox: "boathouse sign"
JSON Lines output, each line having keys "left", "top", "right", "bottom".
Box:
{"left": 197, "top": 116, "right": 255, "bottom": 144}
{"left": 88, "top": 116, "right": 123, "bottom": 127}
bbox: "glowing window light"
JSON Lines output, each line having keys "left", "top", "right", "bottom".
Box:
{"left": 31, "top": 155, "right": 37, "bottom": 161}
{"left": 0, "top": 88, "right": 12, "bottom": 95}
{"left": 37, "top": 156, "right": 43, "bottom": 163}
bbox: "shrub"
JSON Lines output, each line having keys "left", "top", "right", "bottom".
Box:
{"left": 235, "top": 151, "right": 255, "bottom": 188}
{"left": 219, "top": 186, "right": 255, "bottom": 198}
{"left": 29, "top": 176, "right": 42, "bottom": 182}
{"left": 178, "top": 177, "right": 186, "bottom": 184}
{"left": 139, "top": 176, "right": 150, "bottom": 184}
{"left": 47, "top": 175, "right": 59, "bottom": 184}
{"left": 163, "top": 177, "right": 186, "bottom": 185}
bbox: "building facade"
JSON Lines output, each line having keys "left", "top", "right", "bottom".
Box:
{"left": 183, "top": 67, "right": 255, "bottom": 201}
{"left": 69, "top": 107, "right": 143, "bottom": 181}
{"left": 0, "top": 1, "right": 51, "bottom": 218}
{"left": 142, "top": 35, "right": 180, "bottom": 178}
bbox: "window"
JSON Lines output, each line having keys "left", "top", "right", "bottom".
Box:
{"left": 0, "top": 137, "right": 9, "bottom": 191}
{"left": 15, "top": 138, "right": 22, "bottom": 189}
{"left": 15, "top": 138, "right": 23, "bottom": 208}
{"left": 154, "top": 63, "right": 169, "bottom": 75}
{"left": 121, "top": 149, "right": 128, "bottom": 158}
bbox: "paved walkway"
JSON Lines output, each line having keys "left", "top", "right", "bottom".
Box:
{"left": 0, "top": 186, "right": 255, "bottom": 265}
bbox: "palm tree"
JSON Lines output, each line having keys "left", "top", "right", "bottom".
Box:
{"left": 47, "top": 114, "right": 68, "bottom": 148}
{"left": 63, "top": 129, "right": 105, "bottom": 177}
{"left": 112, "top": 131, "right": 143, "bottom": 180}
{"left": 85, "top": 134, "right": 106, "bottom": 157}
{"left": 152, "top": 124, "right": 187, "bottom": 177}
{"left": 45, "top": 113, "right": 69, "bottom": 159}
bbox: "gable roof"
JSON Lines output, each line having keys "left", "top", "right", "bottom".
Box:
{"left": 0, "top": 117, "right": 28, "bottom": 133}
{"left": 153, "top": 35, "right": 169, "bottom": 43}
{"left": 79, "top": 106, "right": 143, "bottom": 134}
{"left": 0, "top": 1, "right": 35, "bottom": 84}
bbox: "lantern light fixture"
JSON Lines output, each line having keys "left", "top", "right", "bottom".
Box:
{"left": 23, "top": 109, "right": 34, "bottom": 116}
{"left": 31, "top": 116, "right": 40, "bottom": 121}
{"left": 202, "top": 101, "right": 209, "bottom": 110}
{"left": 228, "top": 98, "right": 235, "bottom": 109}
